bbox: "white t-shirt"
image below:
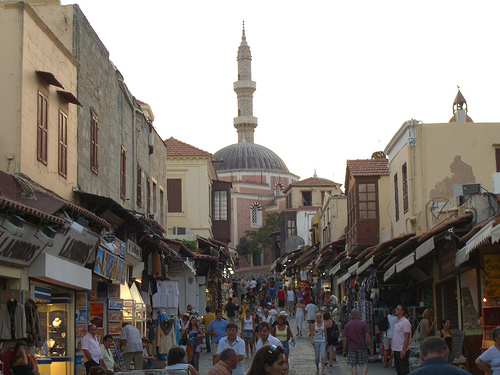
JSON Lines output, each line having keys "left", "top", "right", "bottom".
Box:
{"left": 255, "top": 334, "right": 283, "bottom": 351}
{"left": 250, "top": 280, "right": 257, "bottom": 289}
{"left": 287, "top": 290, "right": 295, "bottom": 302}
{"left": 479, "top": 345, "right": 500, "bottom": 375}
{"left": 305, "top": 303, "right": 317, "bottom": 321}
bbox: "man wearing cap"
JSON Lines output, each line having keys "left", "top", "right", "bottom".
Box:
{"left": 255, "top": 322, "right": 283, "bottom": 350}
{"left": 272, "top": 311, "right": 290, "bottom": 327}
{"left": 208, "top": 308, "right": 228, "bottom": 365}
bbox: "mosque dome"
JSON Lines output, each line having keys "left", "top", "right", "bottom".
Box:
{"left": 213, "top": 142, "right": 289, "bottom": 173}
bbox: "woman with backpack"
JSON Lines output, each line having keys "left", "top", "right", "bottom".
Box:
{"left": 324, "top": 312, "right": 339, "bottom": 367}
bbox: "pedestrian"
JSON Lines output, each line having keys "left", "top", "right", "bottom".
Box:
{"left": 414, "top": 337, "right": 471, "bottom": 374}
{"left": 311, "top": 313, "right": 327, "bottom": 375}
{"left": 186, "top": 316, "right": 205, "bottom": 372}
{"left": 324, "top": 311, "right": 339, "bottom": 366}
{"left": 437, "top": 318, "right": 456, "bottom": 363}
{"left": 202, "top": 306, "right": 216, "bottom": 353}
{"left": 419, "top": 308, "right": 436, "bottom": 342}
{"left": 241, "top": 308, "right": 255, "bottom": 358}
{"left": 216, "top": 322, "right": 246, "bottom": 375}
{"left": 391, "top": 305, "right": 411, "bottom": 375}
{"left": 164, "top": 346, "right": 197, "bottom": 375}
{"left": 272, "top": 314, "right": 293, "bottom": 370}
{"left": 246, "top": 345, "right": 288, "bottom": 375}
{"left": 100, "top": 335, "right": 126, "bottom": 372}
{"left": 295, "top": 298, "right": 305, "bottom": 337}
{"left": 140, "top": 337, "right": 157, "bottom": 369}
{"left": 475, "top": 326, "right": 500, "bottom": 374}
{"left": 119, "top": 321, "right": 144, "bottom": 370}
{"left": 233, "top": 296, "right": 240, "bottom": 320}
{"left": 256, "top": 322, "right": 283, "bottom": 350}
{"left": 225, "top": 297, "right": 237, "bottom": 322}
{"left": 208, "top": 347, "right": 239, "bottom": 375}
{"left": 342, "top": 309, "right": 374, "bottom": 375}
{"left": 208, "top": 308, "right": 228, "bottom": 365}
{"left": 81, "top": 324, "right": 104, "bottom": 374}
{"left": 305, "top": 299, "right": 318, "bottom": 337}
{"left": 268, "top": 304, "right": 278, "bottom": 324}
{"left": 286, "top": 286, "right": 296, "bottom": 317}
{"left": 277, "top": 285, "right": 286, "bottom": 311}
{"left": 10, "top": 340, "right": 39, "bottom": 375}
{"left": 382, "top": 309, "right": 397, "bottom": 368}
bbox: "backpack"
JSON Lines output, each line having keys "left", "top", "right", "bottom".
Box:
{"left": 377, "top": 316, "right": 389, "bottom": 332}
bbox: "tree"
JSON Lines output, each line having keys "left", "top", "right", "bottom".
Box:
{"left": 236, "top": 212, "right": 280, "bottom": 263}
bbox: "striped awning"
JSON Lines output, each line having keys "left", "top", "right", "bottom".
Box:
{"left": 456, "top": 221, "right": 494, "bottom": 266}
{"left": 396, "top": 253, "right": 415, "bottom": 273}
{"left": 384, "top": 265, "right": 396, "bottom": 281}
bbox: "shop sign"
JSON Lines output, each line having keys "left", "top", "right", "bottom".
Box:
{"left": 0, "top": 220, "right": 43, "bottom": 266}
{"left": 127, "top": 240, "right": 142, "bottom": 261}
{"left": 48, "top": 223, "right": 99, "bottom": 266}
{"left": 102, "top": 235, "right": 126, "bottom": 259}
{"left": 484, "top": 254, "right": 500, "bottom": 297}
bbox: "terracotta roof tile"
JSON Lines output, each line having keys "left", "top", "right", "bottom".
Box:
{"left": 297, "top": 177, "right": 339, "bottom": 186}
{"left": 164, "top": 137, "right": 211, "bottom": 157}
{"left": 347, "top": 159, "right": 389, "bottom": 177}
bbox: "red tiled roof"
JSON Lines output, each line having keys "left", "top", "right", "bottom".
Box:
{"left": 418, "top": 212, "right": 473, "bottom": 244}
{"left": 346, "top": 159, "right": 389, "bottom": 177}
{"left": 164, "top": 137, "right": 211, "bottom": 157}
{"left": 297, "top": 177, "right": 339, "bottom": 186}
{"left": 0, "top": 196, "right": 66, "bottom": 225}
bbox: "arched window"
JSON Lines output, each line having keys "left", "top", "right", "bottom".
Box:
{"left": 250, "top": 202, "right": 263, "bottom": 227}
{"left": 274, "top": 182, "right": 284, "bottom": 197}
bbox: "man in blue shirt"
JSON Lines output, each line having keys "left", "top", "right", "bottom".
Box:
{"left": 208, "top": 308, "right": 228, "bottom": 365}
{"left": 216, "top": 323, "right": 246, "bottom": 375}
{"left": 412, "top": 337, "right": 471, "bottom": 375}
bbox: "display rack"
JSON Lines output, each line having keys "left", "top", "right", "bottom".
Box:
{"left": 481, "top": 306, "right": 500, "bottom": 350}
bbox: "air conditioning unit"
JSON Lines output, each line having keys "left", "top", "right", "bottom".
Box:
{"left": 148, "top": 213, "right": 158, "bottom": 221}
{"left": 452, "top": 183, "right": 482, "bottom": 197}
{"left": 173, "top": 226, "right": 190, "bottom": 235}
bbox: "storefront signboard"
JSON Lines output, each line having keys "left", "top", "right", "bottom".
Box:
{"left": 127, "top": 240, "right": 142, "bottom": 261}
{"left": 0, "top": 217, "right": 44, "bottom": 266}
{"left": 47, "top": 223, "right": 99, "bottom": 266}
{"left": 484, "top": 254, "right": 500, "bottom": 297}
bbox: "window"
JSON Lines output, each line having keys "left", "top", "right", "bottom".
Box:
{"left": 402, "top": 163, "right": 409, "bottom": 213}
{"left": 253, "top": 252, "right": 262, "bottom": 266}
{"left": 58, "top": 110, "right": 68, "bottom": 178}
{"left": 250, "top": 202, "right": 262, "bottom": 227}
{"left": 286, "top": 194, "right": 292, "bottom": 209}
{"left": 213, "top": 191, "right": 228, "bottom": 220}
{"left": 287, "top": 219, "right": 297, "bottom": 237}
{"left": 357, "top": 182, "right": 376, "bottom": 219}
{"left": 120, "top": 146, "right": 126, "bottom": 199}
{"left": 90, "top": 113, "right": 99, "bottom": 174}
{"left": 160, "top": 188, "right": 165, "bottom": 224}
{"left": 496, "top": 149, "right": 500, "bottom": 172}
{"left": 37, "top": 92, "right": 48, "bottom": 164}
{"left": 152, "top": 180, "right": 157, "bottom": 214}
{"left": 146, "top": 178, "right": 151, "bottom": 215}
{"left": 274, "top": 182, "right": 284, "bottom": 197}
{"left": 394, "top": 173, "right": 399, "bottom": 222}
{"left": 167, "top": 179, "right": 182, "bottom": 213}
{"left": 137, "top": 164, "right": 142, "bottom": 207}
{"left": 302, "top": 191, "right": 312, "bottom": 206}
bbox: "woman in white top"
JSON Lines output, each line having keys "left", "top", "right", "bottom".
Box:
{"left": 286, "top": 287, "right": 296, "bottom": 317}
{"left": 164, "top": 346, "right": 197, "bottom": 375}
{"left": 241, "top": 309, "right": 255, "bottom": 358}
{"left": 261, "top": 308, "right": 273, "bottom": 324}
{"left": 310, "top": 313, "right": 326, "bottom": 375}
{"left": 295, "top": 298, "right": 305, "bottom": 337}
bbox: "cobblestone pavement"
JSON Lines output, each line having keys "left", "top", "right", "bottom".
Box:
{"left": 197, "top": 316, "right": 393, "bottom": 375}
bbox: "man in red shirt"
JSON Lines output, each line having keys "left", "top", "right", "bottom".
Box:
{"left": 342, "top": 309, "right": 374, "bottom": 375}
{"left": 277, "top": 286, "right": 286, "bottom": 310}
{"left": 208, "top": 348, "right": 238, "bottom": 375}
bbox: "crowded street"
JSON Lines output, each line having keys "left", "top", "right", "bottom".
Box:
{"left": 197, "top": 315, "right": 391, "bottom": 375}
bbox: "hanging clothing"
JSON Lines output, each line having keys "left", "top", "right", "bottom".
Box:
{"left": 24, "top": 299, "right": 42, "bottom": 346}
{"left": 152, "top": 280, "right": 179, "bottom": 309}
{"left": 157, "top": 318, "right": 176, "bottom": 355}
{"left": 0, "top": 300, "right": 27, "bottom": 340}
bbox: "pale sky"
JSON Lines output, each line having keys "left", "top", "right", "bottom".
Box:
{"left": 63, "top": 0, "right": 500, "bottom": 187}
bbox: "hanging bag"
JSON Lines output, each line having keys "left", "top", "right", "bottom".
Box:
{"left": 413, "top": 321, "right": 422, "bottom": 342}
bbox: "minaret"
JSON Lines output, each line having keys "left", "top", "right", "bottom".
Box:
{"left": 451, "top": 86, "right": 473, "bottom": 123}
{"left": 233, "top": 22, "right": 258, "bottom": 143}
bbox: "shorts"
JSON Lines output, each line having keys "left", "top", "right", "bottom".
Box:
{"left": 383, "top": 337, "right": 392, "bottom": 351}
{"left": 347, "top": 349, "right": 368, "bottom": 367}
{"left": 278, "top": 300, "right": 285, "bottom": 308}
{"left": 287, "top": 301, "right": 295, "bottom": 308}
{"left": 211, "top": 342, "right": 219, "bottom": 355}
{"left": 243, "top": 330, "right": 253, "bottom": 339}
{"left": 281, "top": 340, "right": 290, "bottom": 356}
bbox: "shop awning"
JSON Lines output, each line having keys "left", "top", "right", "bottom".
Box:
{"left": 329, "top": 261, "right": 343, "bottom": 276}
{"left": 416, "top": 237, "right": 434, "bottom": 260}
{"left": 348, "top": 262, "right": 359, "bottom": 275}
{"left": 337, "top": 272, "right": 351, "bottom": 285}
{"left": 357, "top": 256, "right": 374, "bottom": 274}
{"left": 384, "top": 264, "right": 396, "bottom": 281}
{"left": 396, "top": 252, "right": 415, "bottom": 273}
{"left": 456, "top": 220, "right": 495, "bottom": 266}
